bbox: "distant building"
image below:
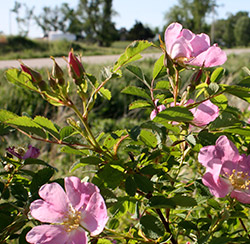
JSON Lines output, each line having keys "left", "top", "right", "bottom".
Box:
{"left": 48, "top": 31, "right": 76, "bottom": 41}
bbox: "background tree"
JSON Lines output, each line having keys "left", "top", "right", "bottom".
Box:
{"left": 127, "top": 21, "right": 155, "bottom": 41}
{"left": 77, "top": 0, "right": 118, "bottom": 46}
{"left": 11, "top": 1, "right": 34, "bottom": 37}
{"left": 164, "top": 0, "right": 216, "bottom": 33}
{"left": 234, "top": 15, "right": 250, "bottom": 46}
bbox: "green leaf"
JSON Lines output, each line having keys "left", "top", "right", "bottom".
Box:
{"left": 197, "top": 130, "right": 218, "bottom": 146}
{"left": 60, "top": 126, "right": 75, "bottom": 140}
{"left": 30, "top": 168, "right": 55, "bottom": 194}
{"left": 133, "top": 174, "right": 154, "bottom": 193}
{"left": 140, "top": 129, "right": 158, "bottom": 148}
{"left": 126, "top": 65, "right": 150, "bottom": 88}
{"left": 223, "top": 85, "right": 250, "bottom": 103}
{"left": 98, "top": 165, "right": 124, "bottom": 189}
{"left": 155, "top": 80, "right": 170, "bottom": 90}
{"left": 171, "top": 195, "right": 197, "bottom": 207}
{"left": 237, "top": 76, "right": 250, "bottom": 88}
{"left": 210, "top": 94, "right": 228, "bottom": 110}
{"left": 6, "top": 116, "right": 47, "bottom": 138}
{"left": 140, "top": 214, "right": 165, "bottom": 240}
{"left": 223, "top": 126, "right": 250, "bottom": 136}
{"left": 129, "top": 100, "right": 151, "bottom": 110}
{"left": 60, "top": 146, "right": 87, "bottom": 155}
{"left": 24, "top": 158, "right": 57, "bottom": 170}
{"left": 154, "top": 107, "right": 193, "bottom": 122}
{"left": 5, "top": 68, "right": 39, "bottom": 91}
{"left": 128, "top": 126, "right": 141, "bottom": 141}
{"left": 209, "top": 111, "right": 240, "bottom": 129}
{"left": 108, "top": 218, "right": 120, "bottom": 229}
{"left": 19, "top": 227, "right": 32, "bottom": 244}
{"left": 0, "top": 109, "right": 18, "bottom": 122}
{"left": 210, "top": 67, "right": 225, "bottom": 83}
{"left": 0, "top": 182, "right": 10, "bottom": 200}
{"left": 121, "top": 86, "right": 151, "bottom": 100}
{"left": 10, "top": 182, "right": 28, "bottom": 201}
{"left": 125, "top": 176, "right": 137, "bottom": 196}
{"left": 70, "top": 156, "right": 102, "bottom": 172}
{"left": 185, "top": 134, "right": 196, "bottom": 147}
{"left": 148, "top": 196, "right": 176, "bottom": 208}
{"left": 113, "top": 40, "right": 153, "bottom": 69}
{"left": 178, "top": 220, "right": 197, "bottom": 230}
{"left": 33, "top": 116, "right": 60, "bottom": 139}
{"left": 153, "top": 54, "right": 167, "bottom": 80}
{"left": 99, "top": 87, "right": 112, "bottom": 100}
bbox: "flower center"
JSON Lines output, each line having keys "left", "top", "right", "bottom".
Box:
{"left": 63, "top": 205, "right": 81, "bottom": 232}
{"left": 225, "top": 169, "right": 250, "bottom": 191}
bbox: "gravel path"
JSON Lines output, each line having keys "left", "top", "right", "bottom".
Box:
{"left": 0, "top": 48, "right": 249, "bottom": 70}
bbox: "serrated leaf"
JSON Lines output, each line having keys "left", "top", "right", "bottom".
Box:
{"left": 140, "top": 129, "right": 157, "bottom": 148}
{"left": 129, "top": 100, "right": 151, "bottom": 110}
{"left": 33, "top": 116, "right": 60, "bottom": 139}
{"left": 171, "top": 195, "right": 197, "bottom": 207}
{"left": 5, "top": 68, "right": 39, "bottom": 91}
{"left": 60, "top": 126, "right": 75, "bottom": 140}
{"left": 0, "top": 109, "right": 18, "bottom": 122}
{"left": 154, "top": 107, "right": 193, "bottom": 122}
{"left": 129, "top": 126, "right": 141, "bottom": 141}
{"left": 30, "top": 168, "right": 55, "bottom": 194}
{"left": 237, "top": 76, "right": 250, "bottom": 88}
{"left": 133, "top": 174, "right": 154, "bottom": 193}
{"left": 125, "top": 176, "right": 137, "bottom": 196}
{"left": 70, "top": 156, "right": 102, "bottom": 172}
{"left": 155, "top": 80, "right": 170, "bottom": 90}
{"left": 24, "top": 158, "right": 57, "bottom": 171}
{"left": 153, "top": 54, "right": 167, "bottom": 80}
{"left": 126, "top": 65, "right": 150, "bottom": 88}
{"left": 99, "top": 87, "right": 112, "bottom": 100}
{"left": 210, "top": 67, "right": 224, "bottom": 83}
{"left": 223, "top": 84, "right": 250, "bottom": 103}
{"left": 209, "top": 111, "right": 240, "bottom": 129}
{"left": 6, "top": 116, "right": 47, "bottom": 138}
{"left": 148, "top": 196, "right": 176, "bottom": 208}
{"left": 210, "top": 94, "right": 228, "bottom": 110}
{"left": 140, "top": 214, "right": 165, "bottom": 240}
{"left": 113, "top": 40, "right": 153, "bottom": 70}
{"left": 121, "top": 86, "right": 151, "bottom": 100}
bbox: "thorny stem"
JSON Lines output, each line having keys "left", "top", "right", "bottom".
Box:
{"left": 156, "top": 209, "right": 178, "bottom": 244}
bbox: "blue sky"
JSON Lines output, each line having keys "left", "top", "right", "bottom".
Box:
{"left": 1, "top": 0, "right": 250, "bottom": 37}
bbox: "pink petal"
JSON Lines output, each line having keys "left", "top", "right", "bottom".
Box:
{"left": 65, "top": 176, "right": 99, "bottom": 211}
{"left": 30, "top": 199, "right": 66, "bottom": 223}
{"left": 189, "top": 33, "right": 210, "bottom": 56}
{"left": 26, "top": 225, "right": 68, "bottom": 244}
{"left": 198, "top": 144, "right": 218, "bottom": 168}
{"left": 230, "top": 190, "right": 250, "bottom": 204}
{"left": 187, "top": 44, "right": 227, "bottom": 67}
{"left": 68, "top": 228, "right": 88, "bottom": 244}
{"left": 202, "top": 159, "right": 231, "bottom": 198}
{"left": 190, "top": 100, "right": 219, "bottom": 126}
{"left": 164, "top": 22, "right": 183, "bottom": 55}
{"left": 81, "top": 192, "right": 108, "bottom": 236}
{"left": 170, "top": 38, "right": 192, "bottom": 59}
{"left": 215, "top": 136, "right": 240, "bottom": 164}
{"left": 150, "top": 109, "right": 158, "bottom": 120}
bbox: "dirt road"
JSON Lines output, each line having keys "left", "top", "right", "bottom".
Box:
{"left": 0, "top": 48, "right": 249, "bottom": 70}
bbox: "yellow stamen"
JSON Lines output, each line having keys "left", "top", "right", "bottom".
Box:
{"left": 225, "top": 169, "right": 250, "bottom": 191}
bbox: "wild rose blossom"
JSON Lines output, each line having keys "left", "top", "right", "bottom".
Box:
{"left": 26, "top": 176, "right": 108, "bottom": 244}
{"left": 165, "top": 22, "right": 227, "bottom": 67}
{"left": 6, "top": 145, "right": 40, "bottom": 159}
{"left": 151, "top": 99, "right": 219, "bottom": 127}
{"left": 187, "top": 99, "right": 219, "bottom": 127}
{"left": 198, "top": 136, "right": 250, "bottom": 204}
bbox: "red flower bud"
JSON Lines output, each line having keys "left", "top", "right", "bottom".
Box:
{"left": 68, "top": 51, "right": 85, "bottom": 79}
{"left": 20, "top": 63, "right": 42, "bottom": 84}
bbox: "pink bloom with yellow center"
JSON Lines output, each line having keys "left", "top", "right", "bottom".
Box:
{"left": 26, "top": 176, "right": 108, "bottom": 244}
{"left": 165, "top": 22, "right": 227, "bottom": 67}
{"left": 198, "top": 135, "right": 250, "bottom": 204}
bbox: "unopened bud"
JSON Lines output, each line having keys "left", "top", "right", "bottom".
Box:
{"left": 48, "top": 76, "right": 58, "bottom": 91}
{"left": 51, "top": 57, "right": 65, "bottom": 87}
{"left": 20, "top": 63, "right": 42, "bottom": 83}
{"left": 68, "top": 50, "right": 85, "bottom": 83}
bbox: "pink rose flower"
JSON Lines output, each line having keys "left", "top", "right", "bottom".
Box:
{"left": 26, "top": 176, "right": 108, "bottom": 244}
{"left": 188, "top": 99, "right": 219, "bottom": 126}
{"left": 165, "top": 22, "right": 227, "bottom": 67}
{"left": 198, "top": 135, "right": 250, "bottom": 204}
{"left": 150, "top": 100, "right": 166, "bottom": 120}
